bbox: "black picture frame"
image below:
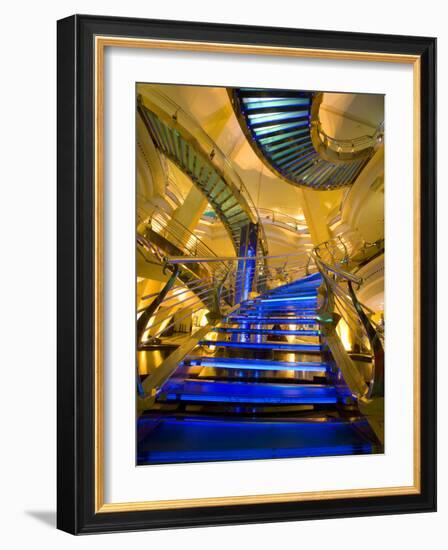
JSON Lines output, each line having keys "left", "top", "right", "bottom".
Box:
{"left": 57, "top": 14, "right": 436, "bottom": 534}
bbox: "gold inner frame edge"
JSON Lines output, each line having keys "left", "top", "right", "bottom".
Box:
{"left": 94, "top": 35, "right": 421, "bottom": 513}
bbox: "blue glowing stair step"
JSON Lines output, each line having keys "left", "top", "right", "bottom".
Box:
{"left": 236, "top": 313, "right": 318, "bottom": 319}
{"left": 270, "top": 284, "right": 321, "bottom": 293}
{"left": 242, "top": 304, "right": 317, "bottom": 308}
{"left": 213, "top": 327, "right": 320, "bottom": 336}
{"left": 199, "top": 340, "right": 322, "bottom": 352}
{"left": 241, "top": 98, "right": 311, "bottom": 110}
{"left": 258, "top": 291, "right": 320, "bottom": 299}
{"left": 236, "top": 301, "right": 318, "bottom": 306}
{"left": 184, "top": 356, "right": 329, "bottom": 372}
{"left": 262, "top": 288, "right": 318, "bottom": 295}
{"left": 159, "top": 380, "right": 340, "bottom": 404}
{"left": 235, "top": 310, "right": 318, "bottom": 316}
{"left": 238, "top": 306, "right": 317, "bottom": 312}
{"left": 253, "top": 297, "right": 317, "bottom": 304}
{"left": 225, "top": 316, "right": 318, "bottom": 324}
{"left": 137, "top": 417, "right": 377, "bottom": 464}
{"left": 266, "top": 296, "right": 318, "bottom": 300}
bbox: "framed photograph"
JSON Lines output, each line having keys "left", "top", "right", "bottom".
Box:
{"left": 57, "top": 14, "right": 436, "bottom": 534}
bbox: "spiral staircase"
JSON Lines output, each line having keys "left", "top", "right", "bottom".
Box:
{"left": 138, "top": 91, "right": 268, "bottom": 257}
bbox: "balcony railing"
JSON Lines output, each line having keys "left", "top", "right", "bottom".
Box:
{"left": 137, "top": 249, "right": 313, "bottom": 347}
{"left": 310, "top": 93, "right": 384, "bottom": 164}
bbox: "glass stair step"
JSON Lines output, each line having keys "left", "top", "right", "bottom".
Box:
{"left": 212, "top": 327, "right": 320, "bottom": 336}
{"left": 183, "top": 356, "right": 328, "bottom": 372}
{"left": 158, "top": 379, "right": 341, "bottom": 405}
{"left": 225, "top": 317, "right": 318, "bottom": 324}
{"left": 199, "top": 340, "right": 322, "bottom": 352}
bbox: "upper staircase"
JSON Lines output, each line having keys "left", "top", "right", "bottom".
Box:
{"left": 230, "top": 88, "right": 383, "bottom": 190}
{"left": 138, "top": 90, "right": 268, "bottom": 256}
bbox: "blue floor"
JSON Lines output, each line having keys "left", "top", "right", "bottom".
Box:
{"left": 137, "top": 416, "right": 377, "bottom": 464}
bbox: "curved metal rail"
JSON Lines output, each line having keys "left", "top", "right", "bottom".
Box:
{"left": 201, "top": 207, "right": 310, "bottom": 237}
{"left": 310, "top": 92, "right": 384, "bottom": 164}
{"left": 137, "top": 89, "right": 268, "bottom": 258}
{"left": 138, "top": 250, "right": 313, "bottom": 347}
{"left": 312, "top": 238, "right": 384, "bottom": 401}
{"left": 142, "top": 208, "right": 229, "bottom": 276}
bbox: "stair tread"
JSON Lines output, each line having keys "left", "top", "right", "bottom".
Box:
{"left": 199, "top": 340, "right": 322, "bottom": 352}
{"left": 225, "top": 317, "right": 319, "bottom": 324}
{"left": 184, "top": 355, "right": 329, "bottom": 371}
{"left": 213, "top": 327, "right": 319, "bottom": 336}
{"left": 159, "top": 379, "right": 344, "bottom": 404}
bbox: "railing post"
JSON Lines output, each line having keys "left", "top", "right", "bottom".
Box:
{"left": 136, "top": 264, "right": 180, "bottom": 346}
{"left": 347, "top": 281, "right": 384, "bottom": 398}
{"left": 234, "top": 223, "right": 258, "bottom": 304}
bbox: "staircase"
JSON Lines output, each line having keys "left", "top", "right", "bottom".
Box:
{"left": 137, "top": 271, "right": 382, "bottom": 465}
{"left": 230, "top": 88, "right": 381, "bottom": 190}
{"left": 137, "top": 92, "right": 267, "bottom": 257}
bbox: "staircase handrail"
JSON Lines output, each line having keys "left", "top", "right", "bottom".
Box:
{"left": 137, "top": 252, "right": 314, "bottom": 403}
{"left": 163, "top": 250, "right": 310, "bottom": 264}
{"left": 145, "top": 208, "right": 229, "bottom": 275}
{"left": 312, "top": 239, "right": 384, "bottom": 400}
{"left": 138, "top": 251, "right": 314, "bottom": 346}
{"left": 310, "top": 92, "right": 384, "bottom": 163}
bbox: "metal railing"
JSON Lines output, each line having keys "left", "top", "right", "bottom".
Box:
{"left": 137, "top": 250, "right": 314, "bottom": 347}
{"left": 138, "top": 89, "right": 269, "bottom": 257}
{"left": 255, "top": 208, "right": 309, "bottom": 235}
{"left": 142, "top": 208, "right": 229, "bottom": 276}
{"left": 312, "top": 238, "right": 384, "bottom": 401}
{"left": 310, "top": 92, "right": 384, "bottom": 164}
{"left": 200, "top": 207, "right": 310, "bottom": 236}
{"left": 313, "top": 122, "right": 383, "bottom": 158}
